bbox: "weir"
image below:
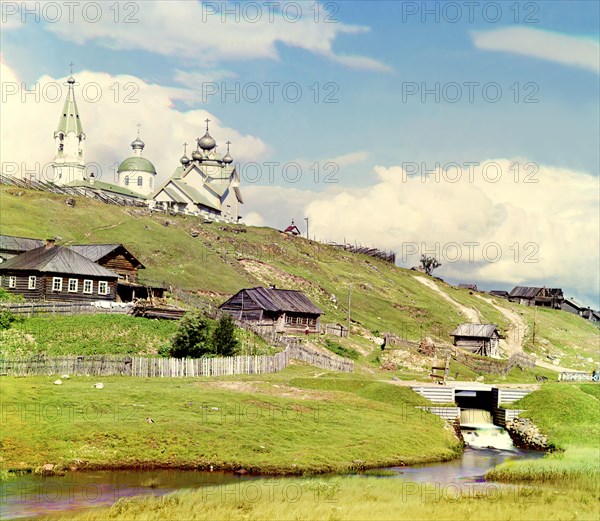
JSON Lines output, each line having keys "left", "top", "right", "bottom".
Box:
{"left": 412, "top": 384, "right": 535, "bottom": 449}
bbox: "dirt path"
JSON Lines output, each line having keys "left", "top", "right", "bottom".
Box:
{"left": 414, "top": 276, "right": 482, "bottom": 323}
{"left": 475, "top": 295, "right": 526, "bottom": 356}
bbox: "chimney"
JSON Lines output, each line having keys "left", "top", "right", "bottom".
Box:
{"left": 45, "top": 238, "right": 56, "bottom": 249}
{"left": 270, "top": 284, "right": 276, "bottom": 289}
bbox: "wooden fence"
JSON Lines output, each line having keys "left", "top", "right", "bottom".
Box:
{"left": 0, "top": 301, "right": 132, "bottom": 317}
{"left": 558, "top": 372, "right": 594, "bottom": 382}
{"left": 0, "top": 344, "right": 353, "bottom": 378}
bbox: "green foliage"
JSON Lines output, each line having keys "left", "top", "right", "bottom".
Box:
{"left": 169, "top": 312, "right": 214, "bottom": 358}
{"left": 211, "top": 314, "right": 239, "bottom": 357}
{"left": 0, "top": 309, "right": 20, "bottom": 330}
{"left": 0, "top": 288, "right": 24, "bottom": 302}
{"left": 323, "top": 338, "right": 360, "bottom": 360}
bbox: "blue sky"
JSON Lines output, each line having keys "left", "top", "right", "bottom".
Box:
{"left": 1, "top": 1, "right": 599, "bottom": 305}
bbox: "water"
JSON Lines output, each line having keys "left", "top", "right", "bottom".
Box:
{"left": 460, "top": 409, "right": 515, "bottom": 450}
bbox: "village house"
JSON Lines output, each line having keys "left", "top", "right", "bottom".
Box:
{"left": 450, "top": 323, "right": 500, "bottom": 357}
{"left": 508, "top": 286, "right": 564, "bottom": 309}
{"left": 219, "top": 286, "right": 323, "bottom": 334}
{"left": 489, "top": 290, "right": 510, "bottom": 299}
{"left": 0, "top": 240, "right": 118, "bottom": 301}
{"left": 458, "top": 283, "right": 478, "bottom": 292}
{"left": 0, "top": 235, "right": 45, "bottom": 263}
{"left": 282, "top": 220, "right": 302, "bottom": 236}
{"left": 561, "top": 298, "right": 600, "bottom": 323}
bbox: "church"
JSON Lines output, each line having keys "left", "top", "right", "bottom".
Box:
{"left": 49, "top": 70, "right": 243, "bottom": 223}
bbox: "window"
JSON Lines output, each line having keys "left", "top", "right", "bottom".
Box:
{"left": 68, "top": 279, "right": 78, "bottom": 292}
{"left": 137, "top": 176, "right": 143, "bottom": 186}
{"left": 83, "top": 280, "right": 93, "bottom": 294}
{"left": 124, "top": 177, "right": 129, "bottom": 186}
{"left": 98, "top": 281, "right": 109, "bottom": 295}
{"left": 28, "top": 276, "right": 36, "bottom": 289}
{"left": 52, "top": 277, "right": 63, "bottom": 292}
{"left": 8, "top": 276, "right": 16, "bottom": 289}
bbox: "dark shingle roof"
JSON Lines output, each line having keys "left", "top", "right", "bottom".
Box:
{"left": 69, "top": 244, "right": 145, "bottom": 268}
{"left": 0, "top": 245, "right": 118, "bottom": 278}
{"left": 225, "top": 287, "right": 322, "bottom": 315}
{"left": 0, "top": 235, "right": 45, "bottom": 253}
{"left": 451, "top": 323, "right": 499, "bottom": 338}
{"left": 509, "top": 286, "right": 543, "bottom": 298}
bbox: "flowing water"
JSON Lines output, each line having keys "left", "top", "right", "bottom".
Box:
{"left": 460, "top": 409, "right": 515, "bottom": 450}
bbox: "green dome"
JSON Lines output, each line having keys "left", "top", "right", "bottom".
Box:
{"left": 117, "top": 156, "right": 156, "bottom": 174}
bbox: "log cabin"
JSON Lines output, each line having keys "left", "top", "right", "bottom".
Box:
{"left": 450, "top": 323, "right": 500, "bottom": 357}
{"left": 0, "top": 240, "right": 118, "bottom": 301}
{"left": 219, "top": 286, "right": 323, "bottom": 334}
{"left": 0, "top": 235, "right": 45, "bottom": 263}
{"left": 508, "top": 286, "right": 564, "bottom": 309}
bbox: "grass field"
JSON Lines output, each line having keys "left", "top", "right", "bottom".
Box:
{"left": 0, "top": 369, "right": 461, "bottom": 475}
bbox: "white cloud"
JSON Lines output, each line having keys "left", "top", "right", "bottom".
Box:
{"left": 245, "top": 160, "right": 599, "bottom": 305}
{"left": 0, "top": 60, "right": 268, "bottom": 185}
{"left": 41, "top": 1, "right": 390, "bottom": 72}
{"left": 329, "top": 151, "right": 370, "bottom": 167}
{"left": 472, "top": 27, "right": 600, "bottom": 74}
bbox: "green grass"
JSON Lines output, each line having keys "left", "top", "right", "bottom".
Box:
{"left": 44, "top": 477, "right": 600, "bottom": 521}
{"left": 0, "top": 372, "right": 460, "bottom": 475}
{"left": 487, "top": 383, "right": 600, "bottom": 486}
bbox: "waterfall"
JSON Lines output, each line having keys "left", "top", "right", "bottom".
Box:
{"left": 460, "top": 409, "right": 514, "bottom": 450}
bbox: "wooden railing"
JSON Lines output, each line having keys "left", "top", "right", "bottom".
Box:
{"left": 0, "top": 301, "right": 132, "bottom": 317}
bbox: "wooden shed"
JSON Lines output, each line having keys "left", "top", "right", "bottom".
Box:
{"left": 219, "top": 286, "right": 322, "bottom": 334}
{"left": 508, "top": 286, "right": 563, "bottom": 309}
{"left": 450, "top": 323, "right": 500, "bottom": 357}
{"left": 0, "top": 241, "right": 118, "bottom": 302}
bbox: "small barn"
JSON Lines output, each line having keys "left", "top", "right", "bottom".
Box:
{"left": 508, "top": 286, "right": 563, "bottom": 308}
{"left": 450, "top": 323, "right": 500, "bottom": 357}
{"left": 219, "top": 286, "right": 322, "bottom": 334}
{"left": 0, "top": 241, "right": 118, "bottom": 301}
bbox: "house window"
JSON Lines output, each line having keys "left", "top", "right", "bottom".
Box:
{"left": 8, "top": 276, "right": 16, "bottom": 289}
{"left": 137, "top": 176, "right": 143, "bottom": 186}
{"left": 28, "top": 276, "right": 36, "bottom": 289}
{"left": 52, "top": 277, "right": 63, "bottom": 292}
{"left": 83, "top": 280, "right": 93, "bottom": 294}
{"left": 98, "top": 281, "right": 109, "bottom": 295}
{"left": 124, "top": 177, "right": 129, "bottom": 186}
{"left": 68, "top": 279, "right": 78, "bottom": 292}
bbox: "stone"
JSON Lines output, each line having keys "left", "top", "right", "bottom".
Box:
{"left": 53, "top": 379, "right": 62, "bottom": 385}
{"left": 61, "top": 375, "right": 70, "bottom": 379}
{"left": 553, "top": 359, "right": 560, "bottom": 366}
{"left": 93, "top": 383, "right": 104, "bottom": 389}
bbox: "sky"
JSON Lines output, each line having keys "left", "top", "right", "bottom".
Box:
{"left": 1, "top": 0, "right": 599, "bottom": 306}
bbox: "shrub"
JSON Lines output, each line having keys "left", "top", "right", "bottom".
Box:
{"left": 169, "top": 312, "right": 214, "bottom": 358}
{"left": 323, "top": 339, "right": 360, "bottom": 360}
{"left": 0, "top": 309, "right": 21, "bottom": 330}
{"left": 0, "top": 288, "right": 24, "bottom": 302}
{"left": 212, "top": 314, "right": 240, "bottom": 357}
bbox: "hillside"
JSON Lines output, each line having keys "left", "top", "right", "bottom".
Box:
{"left": 1, "top": 186, "right": 598, "bottom": 371}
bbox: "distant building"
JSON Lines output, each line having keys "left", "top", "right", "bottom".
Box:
{"left": 219, "top": 286, "right": 322, "bottom": 334}
{"left": 0, "top": 240, "right": 118, "bottom": 301}
{"left": 0, "top": 235, "right": 45, "bottom": 263}
{"left": 561, "top": 299, "right": 600, "bottom": 323}
{"left": 450, "top": 323, "right": 500, "bottom": 357}
{"left": 489, "top": 290, "right": 509, "bottom": 299}
{"left": 508, "top": 286, "right": 563, "bottom": 309}
{"left": 458, "top": 283, "right": 478, "bottom": 291}
{"left": 282, "top": 220, "right": 302, "bottom": 236}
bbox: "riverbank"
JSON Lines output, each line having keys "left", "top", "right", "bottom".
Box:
{"left": 0, "top": 368, "right": 461, "bottom": 476}
{"left": 487, "top": 383, "right": 600, "bottom": 486}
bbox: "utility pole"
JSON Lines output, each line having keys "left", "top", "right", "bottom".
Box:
{"left": 347, "top": 283, "right": 351, "bottom": 338}
{"left": 304, "top": 217, "right": 309, "bottom": 240}
{"left": 532, "top": 305, "right": 537, "bottom": 346}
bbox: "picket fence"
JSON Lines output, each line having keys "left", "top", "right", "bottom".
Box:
{"left": 0, "top": 344, "right": 353, "bottom": 378}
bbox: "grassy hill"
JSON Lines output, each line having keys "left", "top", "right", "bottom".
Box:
{"left": 1, "top": 186, "right": 598, "bottom": 371}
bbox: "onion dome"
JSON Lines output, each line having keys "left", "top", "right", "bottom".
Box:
{"left": 222, "top": 140, "right": 233, "bottom": 164}
{"left": 180, "top": 142, "right": 191, "bottom": 165}
{"left": 192, "top": 148, "right": 203, "bottom": 161}
{"left": 131, "top": 136, "right": 145, "bottom": 150}
{"left": 117, "top": 156, "right": 156, "bottom": 174}
{"left": 198, "top": 118, "right": 216, "bottom": 151}
{"left": 67, "top": 75, "right": 75, "bottom": 85}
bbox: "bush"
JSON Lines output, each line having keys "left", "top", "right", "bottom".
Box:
{"left": 0, "top": 288, "right": 24, "bottom": 302}
{"left": 323, "top": 339, "right": 360, "bottom": 360}
{"left": 0, "top": 309, "right": 21, "bottom": 330}
{"left": 169, "top": 312, "right": 214, "bottom": 358}
{"left": 212, "top": 314, "right": 240, "bottom": 357}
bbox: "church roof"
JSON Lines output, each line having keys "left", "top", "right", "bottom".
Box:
{"left": 117, "top": 156, "right": 156, "bottom": 174}
{"left": 56, "top": 78, "right": 84, "bottom": 137}
{"left": 65, "top": 179, "right": 148, "bottom": 199}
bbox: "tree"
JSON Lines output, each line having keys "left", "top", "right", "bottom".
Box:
{"left": 420, "top": 255, "right": 441, "bottom": 276}
{"left": 212, "top": 313, "right": 240, "bottom": 357}
{"left": 169, "top": 312, "right": 213, "bottom": 358}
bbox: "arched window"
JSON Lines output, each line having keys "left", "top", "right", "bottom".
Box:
{"left": 137, "top": 176, "right": 143, "bottom": 186}
{"left": 124, "top": 176, "right": 129, "bottom": 186}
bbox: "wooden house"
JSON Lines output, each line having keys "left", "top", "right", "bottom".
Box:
{"left": 0, "top": 235, "right": 45, "bottom": 263}
{"left": 450, "top": 323, "right": 500, "bottom": 357}
{"left": 489, "top": 290, "right": 509, "bottom": 299}
{"left": 508, "top": 286, "right": 563, "bottom": 309}
{"left": 219, "top": 286, "right": 322, "bottom": 334}
{"left": 458, "top": 283, "right": 478, "bottom": 292}
{"left": 0, "top": 241, "right": 118, "bottom": 301}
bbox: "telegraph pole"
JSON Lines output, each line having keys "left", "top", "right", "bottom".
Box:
{"left": 304, "top": 217, "right": 309, "bottom": 240}
{"left": 347, "top": 283, "right": 351, "bottom": 338}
